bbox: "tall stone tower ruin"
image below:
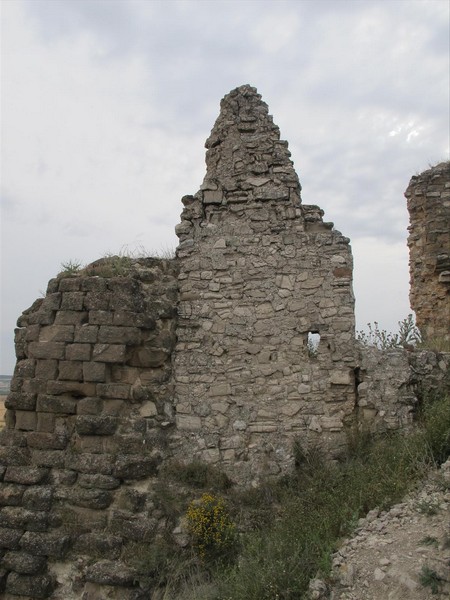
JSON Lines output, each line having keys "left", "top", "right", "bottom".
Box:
{"left": 406, "top": 162, "right": 450, "bottom": 343}
{"left": 173, "top": 85, "right": 357, "bottom": 482}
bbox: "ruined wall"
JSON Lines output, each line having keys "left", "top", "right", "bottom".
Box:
{"left": 173, "top": 85, "right": 356, "bottom": 483}
{"left": 355, "top": 347, "right": 449, "bottom": 432}
{"left": 0, "top": 258, "right": 178, "bottom": 599}
{"left": 406, "top": 162, "right": 450, "bottom": 342}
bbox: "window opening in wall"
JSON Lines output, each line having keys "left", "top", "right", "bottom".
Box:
{"left": 307, "top": 332, "right": 320, "bottom": 358}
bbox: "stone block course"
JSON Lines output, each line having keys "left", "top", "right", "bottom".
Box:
{"left": 3, "top": 551, "right": 47, "bottom": 575}
{"left": 27, "top": 431, "right": 69, "bottom": 451}
{"left": 92, "top": 343, "right": 126, "bottom": 363}
{"left": 98, "top": 326, "right": 141, "bottom": 345}
{"left": 36, "top": 394, "right": 77, "bottom": 415}
{"left": 0, "top": 507, "right": 49, "bottom": 532}
{"left": 39, "top": 325, "right": 74, "bottom": 343}
{"left": 74, "top": 324, "right": 99, "bottom": 343}
{"left": 14, "top": 410, "right": 37, "bottom": 431}
{"left": 75, "top": 415, "right": 118, "bottom": 436}
{"left": 58, "top": 360, "right": 83, "bottom": 381}
{"left": 54, "top": 310, "right": 88, "bottom": 325}
{"left": 73, "top": 533, "right": 122, "bottom": 558}
{"left": 0, "top": 527, "right": 23, "bottom": 550}
{"left": 28, "top": 342, "right": 65, "bottom": 360}
{"left": 0, "top": 484, "right": 25, "bottom": 506}
{"left": 65, "top": 343, "right": 92, "bottom": 361}
{"left": 82, "top": 361, "right": 106, "bottom": 382}
{"left": 4, "top": 467, "right": 49, "bottom": 485}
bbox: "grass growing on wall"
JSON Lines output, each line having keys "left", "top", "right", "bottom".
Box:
{"left": 155, "top": 391, "right": 450, "bottom": 600}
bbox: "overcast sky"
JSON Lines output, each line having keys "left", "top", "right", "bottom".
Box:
{"left": 1, "top": 0, "right": 449, "bottom": 374}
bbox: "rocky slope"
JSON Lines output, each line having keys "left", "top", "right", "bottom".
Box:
{"left": 310, "top": 460, "right": 450, "bottom": 599}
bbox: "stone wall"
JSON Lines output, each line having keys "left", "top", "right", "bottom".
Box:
{"left": 173, "top": 85, "right": 357, "bottom": 483}
{"left": 0, "top": 258, "right": 178, "bottom": 599}
{"left": 405, "top": 162, "right": 450, "bottom": 342}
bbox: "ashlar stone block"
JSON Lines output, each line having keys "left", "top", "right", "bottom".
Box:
{"left": 58, "top": 360, "right": 83, "bottom": 381}
{"left": 6, "top": 572, "right": 55, "bottom": 598}
{"left": 92, "top": 343, "right": 126, "bottom": 363}
{"left": 83, "top": 361, "right": 106, "bottom": 382}
{"left": 14, "top": 410, "right": 37, "bottom": 431}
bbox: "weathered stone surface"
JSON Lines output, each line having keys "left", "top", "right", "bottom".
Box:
{"left": 36, "top": 394, "right": 77, "bottom": 414}
{"left": 39, "top": 325, "right": 74, "bottom": 343}
{"left": 20, "top": 531, "right": 71, "bottom": 557}
{"left": 66, "top": 452, "right": 114, "bottom": 475}
{"left": 74, "top": 324, "right": 99, "bottom": 343}
{"left": 27, "top": 431, "right": 69, "bottom": 450}
{"left": 0, "top": 526, "right": 23, "bottom": 549}
{"left": 98, "top": 326, "right": 141, "bottom": 345}
{"left": 22, "top": 486, "right": 53, "bottom": 510}
{"left": 109, "top": 512, "right": 157, "bottom": 541}
{"left": 75, "top": 415, "right": 118, "bottom": 435}
{"left": 83, "top": 361, "right": 106, "bottom": 382}
{"left": 5, "top": 392, "right": 37, "bottom": 410}
{"left": 68, "top": 487, "right": 114, "bottom": 510}
{"left": 3, "top": 550, "right": 47, "bottom": 574}
{"left": 114, "top": 454, "right": 160, "bottom": 480}
{"left": 6, "top": 572, "right": 55, "bottom": 597}
{"left": 46, "top": 380, "right": 96, "bottom": 396}
{"left": 85, "top": 560, "right": 138, "bottom": 587}
{"left": 97, "top": 383, "right": 130, "bottom": 399}
{"left": 0, "top": 483, "right": 25, "bottom": 506}
{"left": 28, "top": 341, "right": 66, "bottom": 360}
{"left": 0, "top": 507, "right": 49, "bottom": 531}
{"left": 78, "top": 474, "right": 120, "bottom": 489}
{"left": 92, "top": 343, "right": 126, "bottom": 363}
{"left": 14, "top": 410, "right": 37, "bottom": 431}
{"left": 73, "top": 533, "right": 123, "bottom": 558}
{"left": 34, "top": 410, "right": 58, "bottom": 435}
{"left": 4, "top": 466, "right": 49, "bottom": 485}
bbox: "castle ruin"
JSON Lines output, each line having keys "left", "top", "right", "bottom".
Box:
{"left": 0, "top": 85, "right": 448, "bottom": 599}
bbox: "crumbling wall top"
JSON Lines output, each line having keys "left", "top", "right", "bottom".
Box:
{"left": 201, "top": 84, "right": 301, "bottom": 207}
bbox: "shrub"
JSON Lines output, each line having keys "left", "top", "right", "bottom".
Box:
{"left": 186, "top": 493, "right": 237, "bottom": 563}
{"left": 357, "top": 314, "right": 421, "bottom": 349}
{"left": 59, "top": 259, "right": 83, "bottom": 277}
{"left": 419, "top": 565, "right": 443, "bottom": 594}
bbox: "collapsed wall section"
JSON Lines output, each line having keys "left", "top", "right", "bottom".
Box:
{"left": 0, "top": 258, "right": 178, "bottom": 599}
{"left": 406, "top": 161, "right": 450, "bottom": 342}
{"left": 173, "top": 85, "right": 357, "bottom": 482}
